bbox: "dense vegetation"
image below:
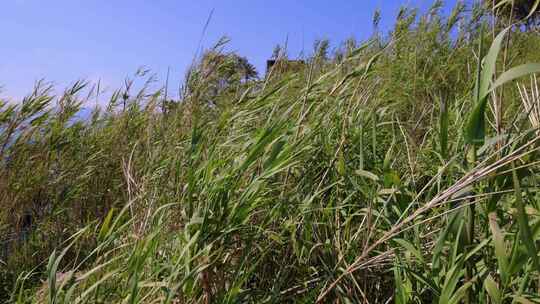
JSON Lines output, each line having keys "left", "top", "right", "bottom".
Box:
{"left": 2, "top": 1, "right": 540, "bottom": 303}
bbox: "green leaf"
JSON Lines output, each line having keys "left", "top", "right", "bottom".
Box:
{"left": 439, "top": 259, "right": 465, "bottom": 304}
{"left": 439, "top": 98, "right": 449, "bottom": 159}
{"left": 464, "top": 238, "right": 490, "bottom": 262}
{"left": 488, "top": 212, "right": 509, "bottom": 285}
{"left": 336, "top": 149, "right": 346, "bottom": 176}
{"left": 490, "top": 63, "right": 540, "bottom": 94}
{"left": 395, "top": 238, "right": 425, "bottom": 264}
{"left": 407, "top": 269, "right": 441, "bottom": 296}
{"left": 263, "top": 138, "right": 286, "bottom": 169}
{"left": 393, "top": 262, "right": 411, "bottom": 304}
{"left": 513, "top": 296, "right": 536, "bottom": 304}
{"left": 465, "top": 26, "right": 489, "bottom": 145}
{"left": 354, "top": 169, "right": 379, "bottom": 181}
{"left": 383, "top": 141, "right": 394, "bottom": 172}
{"left": 512, "top": 163, "right": 539, "bottom": 271}
{"left": 479, "top": 27, "right": 510, "bottom": 100}
{"left": 98, "top": 208, "right": 115, "bottom": 241}
{"left": 239, "top": 124, "right": 282, "bottom": 172}
{"left": 484, "top": 274, "right": 502, "bottom": 304}
{"left": 465, "top": 27, "right": 540, "bottom": 145}
{"left": 448, "top": 281, "right": 473, "bottom": 304}
{"left": 432, "top": 212, "right": 461, "bottom": 270}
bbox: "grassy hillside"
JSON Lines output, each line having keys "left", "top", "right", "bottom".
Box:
{"left": 3, "top": 2, "right": 540, "bottom": 303}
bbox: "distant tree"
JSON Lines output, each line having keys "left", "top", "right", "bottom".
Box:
{"left": 186, "top": 46, "right": 258, "bottom": 106}
{"left": 235, "top": 56, "right": 258, "bottom": 81}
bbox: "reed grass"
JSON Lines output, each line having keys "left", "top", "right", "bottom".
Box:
{"left": 2, "top": 1, "right": 540, "bottom": 303}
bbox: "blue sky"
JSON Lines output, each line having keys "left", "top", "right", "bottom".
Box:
{"left": 0, "top": 0, "right": 457, "bottom": 100}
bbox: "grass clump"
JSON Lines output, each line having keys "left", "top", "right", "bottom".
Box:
{"left": 3, "top": 1, "right": 540, "bottom": 303}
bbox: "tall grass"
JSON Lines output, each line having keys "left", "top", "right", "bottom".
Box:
{"left": 2, "top": 1, "right": 540, "bottom": 303}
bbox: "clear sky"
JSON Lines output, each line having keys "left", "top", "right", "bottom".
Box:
{"left": 0, "top": 0, "right": 457, "bottom": 100}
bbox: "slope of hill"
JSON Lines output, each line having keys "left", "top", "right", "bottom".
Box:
{"left": 2, "top": 2, "right": 540, "bottom": 303}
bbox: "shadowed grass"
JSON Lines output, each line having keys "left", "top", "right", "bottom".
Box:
{"left": 3, "top": 1, "right": 540, "bottom": 303}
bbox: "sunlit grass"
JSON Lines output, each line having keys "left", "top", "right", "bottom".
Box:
{"left": 2, "top": 1, "right": 540, "bottom": 303}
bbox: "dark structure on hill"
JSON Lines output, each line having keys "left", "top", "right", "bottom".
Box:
{"left": 266, "top": 59, "right": 306, "bottom": 76}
